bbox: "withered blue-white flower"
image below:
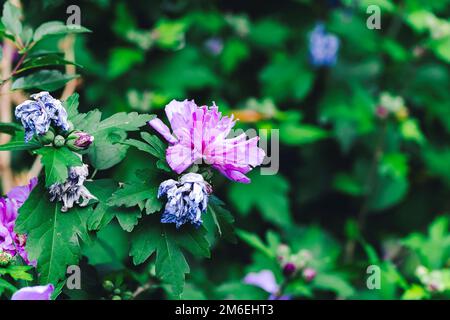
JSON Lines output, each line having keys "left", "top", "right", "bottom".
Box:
{"left": 48, "top": 165, "right": 96, "bottom": 212}
{"left": 158, "top": 173, "right": 212, "bottom": 228}
{"left": 15, "top": 92, "right": 70, "bottom": 142}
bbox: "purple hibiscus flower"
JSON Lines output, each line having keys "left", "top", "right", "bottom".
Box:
{"left": 11, "top": 284, "right": 54, "bottom": 300}
{"left": 149, "top": 100, "right": 266, "bottom": 183}
{"left": 243, "top": 270, "right": 291, "bottom": 300}
{"left": 0, "top": 178, "right": 38, "bottom": 265}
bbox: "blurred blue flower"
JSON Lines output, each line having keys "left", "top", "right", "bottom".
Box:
{"left": 158, "top": 173, "right": 211, "bottom": 228}
{"left": 15, "top": 92, "right": 69, "bottom": 142}
{"left": 308, "top": 23, "right": 340, "bottom": 67}
{"left": 204, "top": 37, "right": 224, "bottom": 56}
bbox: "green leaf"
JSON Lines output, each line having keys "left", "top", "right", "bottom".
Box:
{"left": 0, "top": 265, "right": 33, "bottom": 281}
{"left": 15, "top": 181, "right": 91, "bottom": 285}
{"left": 33, "top": 21, "right": 91, "bottom": 43}
{"left": 155, "top": 227, "right": 189, "bottom": 299}
{"left": 11, "top": 70, "right": 79, "bottom": 92}
{"left": 0, "top": 133, "right": 41, "bottom": 151}
{"left": 36, "top": 147, "right": 82, "bottom": 186}
{"left": 115, "top": 208, "right": 142, "bottom": 232}
{"left": 130, "top": 217, "right": 210, "bottom": 298}
{"left": 207, "top": 196, "right": 236, "bottom": 243}
{"left": 280, "top": 123, "right": 329, "bottom": 145}
{"left": 73, "top": 110, "right": 154, "bottom": 170}
{"left": 313, "top": 273, "right": 355, "bottom": 298}
{"left": 107, "top": 47, "right": 144, "bottom": 78}
{"left": 63, "top": 92, "right": 80, "bottom": 120}
{"left": 82, "top": 223, "right": 129, "bottom": 268}
{"left": 236, "top": 229, "right": 274, "bottom": 258}
{"left": 108, "top": 183, "right": 157, "bottom": 208}
{"left": 1, "top": 1, "right": 22, "bottom": 38}
{"left": 0, "top": 122, "right": 22, "bottom": 135}
{"left": 16, "top": 54, "right": 81, "bottom": 75}
{"left": 229, "top": 173, "right": 292, "bottom": 227}
{"left": 145, "top": 190, "right": 162, "bottom": 214}
{"left": 86, "top": 179, "right": 142, "bottom": 232}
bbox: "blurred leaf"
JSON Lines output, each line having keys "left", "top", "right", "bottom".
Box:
{"left": 229, "top": 173, "right": 292, "bottom": 227}
{"left": 280, "top": 123, "right": 329, "bottom": 145}
{"left": 108, "top": 47, "right": 144, "bottom": 78}
{"left": 220, "top": 38, "right": 250, "bottom": 73}
{"left": 236, "top": 229, "right": 274, "bottom": 258}
{"left": 16, "top": 54, "right": 81, "bottom": 74}
{"left": 313, "top": 273, "right": 355, "bottom": 298}
{"left": 250, "top": 19, "right": 289, "bottom": 48}
{"left": 1, "top": 1, "right": 22, "bottom": 38}
{"left": 33, "top": 21, "right": 91, "bottom": 43}
{"left": 260, "top": 54, "right": 314, "bottom": 102}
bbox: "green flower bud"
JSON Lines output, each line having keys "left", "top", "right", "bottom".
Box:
{"left": 113, "top": 288, "right": 121, "bottom": 295}
{"left": 53, "top": 135, "right": 65, "bottom": 148}
{"left": 38, "top": 130, "right": 55, "bottom": 144}
{"left": 103, "top": 280, "right": 115, "bottom": 292}
{"left": 112, "top": 295, "right": 122, "bottom": 300}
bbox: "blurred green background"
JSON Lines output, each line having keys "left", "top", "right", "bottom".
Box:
{"left": 9, "top": 0, "right": 450, "bottom": 299}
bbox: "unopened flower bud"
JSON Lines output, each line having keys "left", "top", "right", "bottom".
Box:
{"left": 302, "top": 268, "right": 317, "bottom": 282}
{"left": 277, "top": 244, "right": 290, "bottom": 258}
{"left": 283, "top": 262, "right": 297, "bottom": 277}
{"left": 53, "top": 135, "right": 65, "bottom": 148}
{"left": 112, "top": 295, "right": 122, "bottom": 300}
{"left": 66, "top": 131, "right": 94, "bottom": 151}
{"left": 375, "top": 105, "right": 389, "bottom": 119}
{"left": 103, "top": 280, "right": 114, "bottom": 292}
{"left": 0, "top": 251, "right": 13, "bottom": 266}
{"left": 38, "top": 129, "right": 55, "bottom": 144}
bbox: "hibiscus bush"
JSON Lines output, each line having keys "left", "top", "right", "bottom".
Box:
{"left": 0, "top": 0, "right": 449, "bottom": 301}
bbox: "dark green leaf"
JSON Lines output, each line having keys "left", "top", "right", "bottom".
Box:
{"left": 16, "top": 181, "right": 91, "bottom": 285}
{"left": 11, "top": 70, "right": 79, "bottom": 92}
{"left": 36, "top": 147, "right": 83, "bottom": 186}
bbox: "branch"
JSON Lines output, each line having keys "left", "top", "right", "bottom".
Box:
{"left": 0, "top": 40, "right": 15, "bottom": 193}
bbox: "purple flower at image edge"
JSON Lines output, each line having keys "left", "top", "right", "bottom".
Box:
{"left": 0, "top": 178, "right": 38, "bottom": 265}
{"left": 243, "top": 270, "right": 291, "bottom": 300}
{"left": 11, "top": 284, "right": 54, "bottom": 300}
{"left": 308, "top": 23, "right": 340, "bottom": 67}
{"left": 148, "top": 100, "right": 266, "bottom": 183}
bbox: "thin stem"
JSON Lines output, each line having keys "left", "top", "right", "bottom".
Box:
{"left": 132, "top": 281, "right": 153, "bottom": 299}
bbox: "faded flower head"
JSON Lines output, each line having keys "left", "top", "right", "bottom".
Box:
{"left": 15, "top": 92, "right": 69, "bottom": 142}
{"left": 158, "top": 173, "right": 212, "bottom": 228}
{"left": 309, "top": 23, "right": 340, "bottom": 67}
{"left": 149, "top": 99, "right": 265, "bottom": 183}
{"left": 11, "top": 284, "right": 54, "bottom": 300}
{"left": 0, "top": 178, "right": 38, "bottom": 265}
{"left": 49, "top": 165, "right": 97, "bottom": 212}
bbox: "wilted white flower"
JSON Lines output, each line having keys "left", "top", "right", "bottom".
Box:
{"left": 48, "top": 165, "right": 96, "bottom": 212}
